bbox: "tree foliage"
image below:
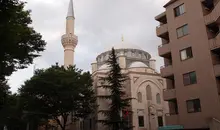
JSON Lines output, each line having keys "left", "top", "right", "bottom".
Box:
{"left": 98, "top": 48, "right": 132, "bottom": 130}
{"left": 0, "top": 94, "right": 27, "bottom": 130}
{"left": 19, "top": 65, "right": 96, "bottom": 130}
{"left": 0, "top": 0, "right": 46, "bottom": 81}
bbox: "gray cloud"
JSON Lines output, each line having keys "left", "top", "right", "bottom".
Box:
{"left": 8, "top": 0, "right": 168, "bottom": 93}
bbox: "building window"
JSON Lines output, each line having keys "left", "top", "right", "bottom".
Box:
{"left": 138, "top": 116, "right": 144, "bottom": 127}
{"left": 137, "top": 92, "right": 142, "bottom": 103}
{"left": 157, "top": 116, "right": 164, "bottom": 127}
{"left": 156, "top": 93, "right": 161, "bottom": 104}
{"left": 177, "top": 24, "right": 189, "bottom": 38}
{"left": 186, "top": 99, "right": 201, "bottom": 113}
{"left": 146, "top": 85, "right": 152, "bottom": 100}
{"left": 180, "top": 47, "right": 193, "bottom": 61}
{"left": 174, "top": 4, "right": 185, "bottom": 17}
{"left": 183, "top": 71, "right": 197, "bottom": 86}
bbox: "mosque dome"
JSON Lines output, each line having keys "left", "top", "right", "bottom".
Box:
{"left": 96, "top": 39, "right": 152, "bottom": 66}
{"left": 129, "top": 62, "right": 148, "bottom": 68}
{"left": 105, "top": 41, "right": 141, "bottom": 50}
{"left": 98, "top": 64, "right": 109, "bottom": 70}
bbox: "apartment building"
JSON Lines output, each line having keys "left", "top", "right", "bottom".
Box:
{"left": 155, "top": 0, "right": 220, "bottom": 129}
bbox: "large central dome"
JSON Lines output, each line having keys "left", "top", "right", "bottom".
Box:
{"left": 105, "top": 41, "right": 141, "bottom": 51}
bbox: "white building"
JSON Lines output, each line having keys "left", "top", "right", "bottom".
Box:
{"left": 84, "top": 40, "right": 169, "bottom": 130}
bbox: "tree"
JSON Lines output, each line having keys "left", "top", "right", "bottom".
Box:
{"left": 0, "top": 94, "right": 27, "bottom": 130}
{"left": 98, "top": 48, "right": 132, "bottom": 130}
{"left": 0, "top": 80, "right": 10, "bottom": 109}
{"left": 0, "top": 0, "right": 46, "bottom": 81}
{"left": 19, "top": 64, "right": 96, "bottom": 130}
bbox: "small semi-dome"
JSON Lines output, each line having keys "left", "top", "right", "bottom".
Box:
{"left": 99, "top": 64, "right": 110, "bottom": 70}
{"left": 129, "top": 62, "right": 148, "bottom": 68}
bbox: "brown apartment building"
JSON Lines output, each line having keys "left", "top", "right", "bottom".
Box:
{"left": 155, "top": 0, "right": 220, "bottom": 129}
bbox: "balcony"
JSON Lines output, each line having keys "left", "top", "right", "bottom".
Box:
{"left": 204, "top": 0, "right": 220, "bottom": 25}
{"left": 155, "top": 11, "right": 167, "bottom": 24}
{"left": 156, "top": 24, "right": 168, "bottom": 38}
{"left": 158, "top": 44, "right": 171, "bottom": 57}
{"left": 160, "top": 65, "right": 173, "bottom": 78}
{"left": 214, "top": 64, "right": 220, "bottom": 77}
{"left": 165, "top": 114, "right": 179, "bottom": 125}
{"left": 209, "top": 33, "right": 220, "bottom": 51}
{"left": 163, "top": 89, "right": 176, "bottom": 101}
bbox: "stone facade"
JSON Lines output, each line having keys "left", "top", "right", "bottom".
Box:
{"left": 83, "top": 41, "right": 169, "bottom": 130}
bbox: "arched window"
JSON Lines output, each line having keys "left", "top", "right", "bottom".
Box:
{"left": 156, "top": 93, "right": 161, "bottom": 104}
{"left": 146, "top": 85, "right": 152, "bottom": 100}
{"left": 137, "top": 92, "right": 142, "bottom": 103}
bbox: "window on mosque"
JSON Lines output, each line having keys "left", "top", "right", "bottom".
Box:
{"left": 137, "top": 92, "right": 142, "bottom": 103}
{"left": 156, "top": 93, "right": 161, "bottom": 104}
{"left": 146, "top": 85, "right": 152, "bottom": 100}
{"left": 138, "top": 116, "right": 144, "bottom": 127}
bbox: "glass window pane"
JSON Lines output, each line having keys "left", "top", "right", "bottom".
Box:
{"left": 180, "top": 50, "right": 187, "bottom": 60}
{"left": 186, "top": 47, "right": 193, "bottom": 58}
{"left": 138, "top": 92, "right": 142, "bottom": 103}
{"left": 156, "top": 93, "right": 161, "bottom": 104}
{"left": 194, "top": 99, "right": 201, "bottom": 112}
{"left": 179, "top": 4, "right": 185, "bottom": 14}
{"left": 146, "top": 85, "right": 152, "bottom": 100}
{"left": 187, "top": 101, "right": 194, "bottom": 113}
{"left": 183, "top": 73, "right": 190, "bottom": 85}
{"left": 183, "top": 25, "right": 189, "bottom": 35}
{"left": 138, "top": 116, "right": 144, "bottom": 127}
{"left": 177, "top": 28, "right": 183, "bottom": 38}
{"left": 190, "top": 72, "right": 197, "bottom": 84}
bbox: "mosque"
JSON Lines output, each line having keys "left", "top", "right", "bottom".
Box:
{"left": 61, "top": 0, "right": 169, "bottom": 130}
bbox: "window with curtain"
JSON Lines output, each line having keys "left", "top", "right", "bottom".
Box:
{"left": 186, "top": 99, "right": 201, "bottom": 113}
{"left": 137, "top": 92, "right": 142, "bottom": 103}
{"left": 174, "top": 4, "right": 185, "bottom": 17}
{"left": 180, "top": 47, "right": 193, "bottom": 61}
{"left": 146, "top": 85, "right": 152, "bottom": 100}
{"left": 183, "top": 71, "right": 197, "bottom": 86}
{"left": 177, "top": 24, "right": 189, "bottom": 38}
{"left": 156, "top": 93, "right": 161, "bottom": 104}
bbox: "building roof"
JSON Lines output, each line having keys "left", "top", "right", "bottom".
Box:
{"left": 67, "top": 0, "right": 74, "bottom": 18}
{"left": 164, "top": 0, "right": 177, "bottom": 7}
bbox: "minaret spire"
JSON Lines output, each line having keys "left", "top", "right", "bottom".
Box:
{"left": 61, "top": 0, "right": 78, "bottom": 67}
{"left": 67, "top": 0, "right": 74, "bottom": 18}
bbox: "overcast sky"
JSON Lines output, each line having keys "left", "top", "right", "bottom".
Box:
{"left": 8, "top": 0, "right": 168, "bottom": 93}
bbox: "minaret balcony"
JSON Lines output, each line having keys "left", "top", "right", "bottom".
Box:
{"left": 61, "top": 34, "right": 78, "bottom": 47}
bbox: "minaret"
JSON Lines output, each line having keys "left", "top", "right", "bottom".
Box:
{"left": 61, "top": 0, "right": 78, "bottom": 67}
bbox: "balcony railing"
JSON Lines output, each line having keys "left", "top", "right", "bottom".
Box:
{"left": 204, "top": 0, "right": 220, "bottom": 25}
{"left": 209, "top": 32, "right": 220, "bottom": 50}
{"left": 158, "top": 43, "right": 171, "bottom": 57}
{"left": 163, "top": 89, "right": 176, "bottom": 101}
{"left": 165, "top": 113, "right": 179, "bottom": 125}
{"left": 214, "top": 64, "right": 220, "bottom": 77}
{"left": 160, "top": 65, "right": 173, "bottom": 78}
{"left": 156, "top": 24, "right": 168, "bottom": 37}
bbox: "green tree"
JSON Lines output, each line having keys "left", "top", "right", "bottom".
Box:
{"left": 98, "top": 48, "right": 132, "bottom": 130}
{"left": 0, "top": 80, "right": 10, "bottom": 110}
{"left": 0, "top": 94, "right": 27, "bottom": 130}
{"left": 0, "top": 0, "right": 46, "bottom": 81}
{"left": 19, "top": 64, "right": 96, "bottom": 130}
